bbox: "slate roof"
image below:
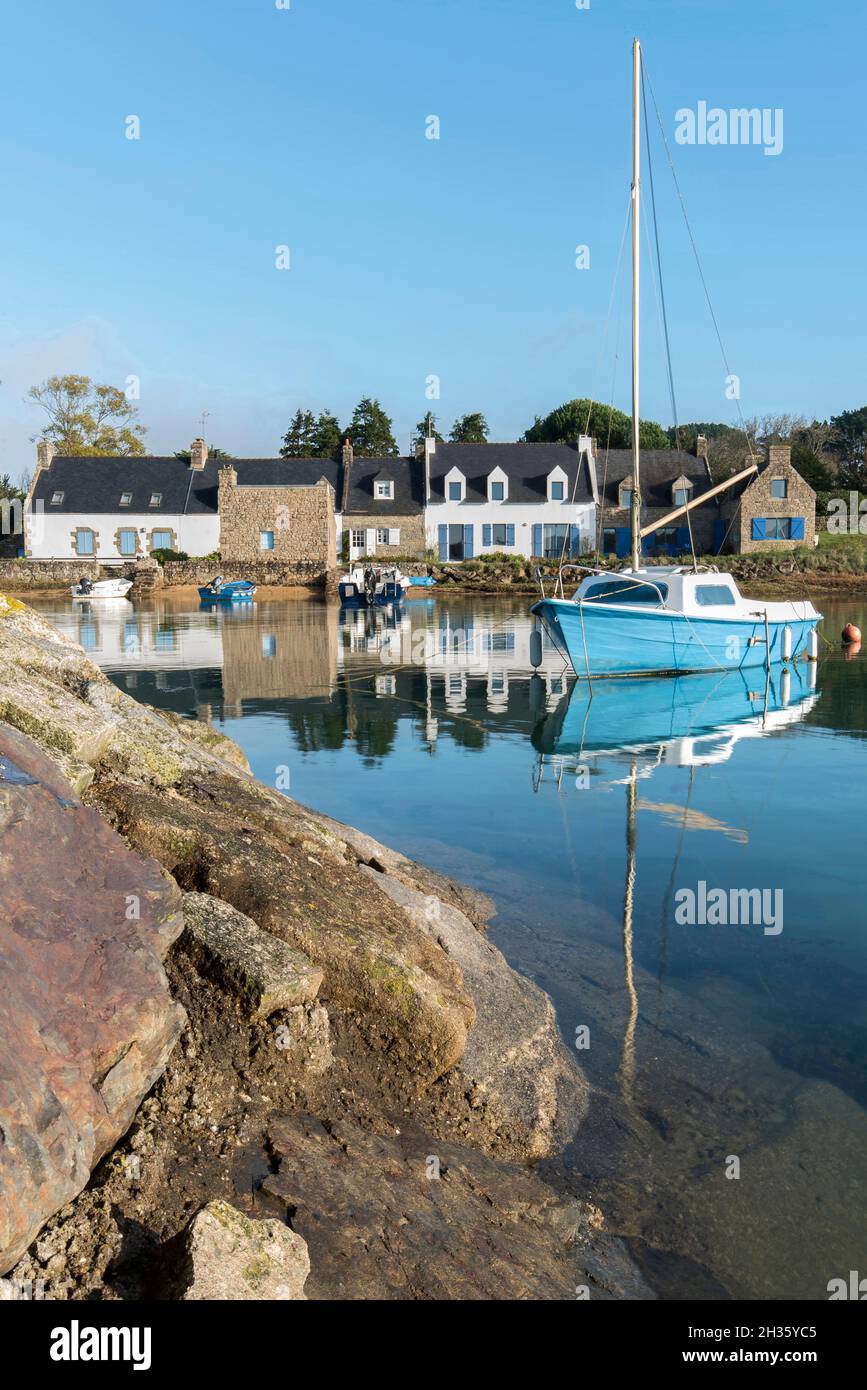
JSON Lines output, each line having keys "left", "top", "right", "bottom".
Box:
{"left": 597, "top": 449, "right": 715, "bottom": 510}
{"left": 30, "top": 454, "right": 425, "bottom": 517}
{"left": 426, "top": 441, "right": 595, "bottom": 505}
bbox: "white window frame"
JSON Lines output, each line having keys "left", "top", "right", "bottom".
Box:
{"left": 149, "top": 492, "right": 162, "bottom": 507}
{"left": 119, "top": 492, "right": 133, "bottom": 507}
{"left": 376, "top": 527, "right": 390, "bottom": 544}
{"left": 619, "top": 486, "right": 633, "bottom": 509}
{"left": 374, "top": 480, "right": 394, "bottom": 500}
{"left": 547, "top": 465, "right": 568, "bottom": 503}
{"left": 487, "top": 466, "right": 508, "bottom": 503}
{"left": 445, "top": 466, "right": 466, "bottom": 503}
{"left": 50, "top": 491, "right": 64, "bottom": 505}
{"left": 673, "top": 486, "right": 692, "bottom": 507}
{"left": 350, "top": 528, "right": 365, "bottom": 548}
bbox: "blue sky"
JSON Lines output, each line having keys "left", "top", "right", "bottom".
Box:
{"left": 0, "top": 0, "right": 863, "bottom": 469}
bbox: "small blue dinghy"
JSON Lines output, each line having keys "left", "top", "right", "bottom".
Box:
{"left": 198, "top": 576, "right": 257, "bottom": 604}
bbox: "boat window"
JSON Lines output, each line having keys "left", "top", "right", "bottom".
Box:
{"left": 583, "top": 578, "right": 667, "bottom": 604}
{"left": 694, "top": 584, "right": 736, "bottom": 606}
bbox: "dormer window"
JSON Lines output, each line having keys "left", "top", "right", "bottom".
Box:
{"left": 149, "top": 492, "right": 162, "bottom": 507}
{"left": 445, "top": 466, "right": 466, "bottom": 503}
{"left": 120, "top": 491, "right": 133, "bottom": 507}
{"left": 619, "top": 485, "right": 633, "bottom": 509}
{"left": 487, "top": 465, "right": 508, "bottom": 503}
{"left": 547, "top": 464, "right": 568, "bottom": 502}
{"left": 672, "top": 475, "right": 694, "bottom": 507}
{"left": 50, "top": 490, "right": 64, "bottom": 505}
{"left": 375, "top": 480, "right": 394, "bottom": 500}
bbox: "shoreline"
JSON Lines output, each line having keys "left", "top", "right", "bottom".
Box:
{"left": 0, "top": 594, "right": 651, "bottom": 1300}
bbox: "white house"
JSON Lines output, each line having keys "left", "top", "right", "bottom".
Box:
{"left": 25, "top": 438, "right": 221, "bottom": 563}
{"left": 422, "top": 437, "right": 597, "bottom": 561}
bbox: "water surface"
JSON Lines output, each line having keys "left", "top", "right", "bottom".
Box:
{"left": 31, "top": 588, "right": 867, "bottom": 1299}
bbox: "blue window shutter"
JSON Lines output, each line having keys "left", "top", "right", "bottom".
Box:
{"left": 506, "top": 524, "right": 515, "bottom": 547}
{"left": 615, "top": 527, "right": 631, "bottom": 558}
{"left": 751, "top": 518, "right": 766, "bottom": 541}
{"left": 713, "top": 519, "right": 726, "bottom": 554}
{"left": 791, "top": 516, "right": 805, "bottom": 540}
{"left": 438, "top": 524, "right": 448, "bottom": 561}
{"left": 532, "top": 523, "right": 542, "bottom": 556}
{"left": 482, "top": 524, "right": 491, "bottom": 547}
{"left": 463, "top": 524, "right": 474, "bottom": 559}
{"left": 570, "top": 524, "right": 580, "bottom": 558}
{"left": 676, "top": 526, "right": 690, "bottom": 552}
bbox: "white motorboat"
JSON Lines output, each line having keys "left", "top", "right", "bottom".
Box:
{"left": 70, "top": 577, "right": 133, "bottom": 600}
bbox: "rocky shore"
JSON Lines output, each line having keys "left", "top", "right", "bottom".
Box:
{"left": 0, "top": 593, "right": 651, "bottom": 1300}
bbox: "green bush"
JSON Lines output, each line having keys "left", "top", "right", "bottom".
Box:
{"left": 151, "top": 547, "right": 189, "bottom": 564}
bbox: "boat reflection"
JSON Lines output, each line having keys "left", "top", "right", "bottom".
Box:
{"left": 532, "top": 662, "right": 819, "bottom": 775}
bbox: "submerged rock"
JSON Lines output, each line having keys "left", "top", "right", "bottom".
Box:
{"left": 176, "top": 1200, "right": 309, "bottom": 1301}
{"left": 263, "top": 1112, "right": 652, "bottom": 1300}
{"left": 362, "top": 867, "right": 586, "bottom": 1158}
{"left": 0, "top": 723, "right": 185, "bottom": 1275}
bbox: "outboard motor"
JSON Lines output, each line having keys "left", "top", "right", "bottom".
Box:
{"left": 79, "top": 576, "right": 93, "bottom": 596}
{"left": 363, "top": 568, "right": 377, "bottom": 604}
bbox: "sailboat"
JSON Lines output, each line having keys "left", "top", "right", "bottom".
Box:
{"left": 531, "top": 39, "right": 822, "bottom": 680}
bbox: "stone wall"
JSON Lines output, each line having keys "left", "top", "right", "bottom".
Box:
{"left": 0, "top": 559, "right": 118, "bottom": 590}
{"left": 600, "top": 504, "right": 717, "bottom": 556}
{"left": 162, "top": 560, "right": 330, "bottom": 589}
{"left": 731, "top": 448, "right": 816, "bottom": 554}
{"left": 342, "top": 513, "right": 426, "bottom": 559}
{"left": 219, "top": 469, "right": 336, "bottom": 571}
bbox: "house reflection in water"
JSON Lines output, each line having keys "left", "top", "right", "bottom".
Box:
{"left": 59, "top": 595, "right": 572, "bottom": 757}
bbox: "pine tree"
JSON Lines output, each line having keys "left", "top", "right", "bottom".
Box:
{"left": 450, "top": 412, "right": 490, "bottom": 444}
{"left": 346, "top": 398, "right": 399, "bottom": 457}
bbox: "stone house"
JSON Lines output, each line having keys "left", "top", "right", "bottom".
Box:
{"left": 217, "top": 463, "right": 336, "bottom": 568}
{"left": 338, "top": 441, "right": 426, "bottom": 561}
{"left": 719, "top": 444, "right": 816, "bottom": 553}
{"left": 596, "top": 438, "right": 718, "bottom": 558}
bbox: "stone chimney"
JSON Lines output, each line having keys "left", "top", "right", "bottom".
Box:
{"left": 35, "top": 439, "right": 57, "bottom": 473}
{"left": 767, "top": 443, "right": 791, "bottom": 470}
{"left": 423, "top": 434, "right": 436, "bottom": 503}
{"left": 695, "top": 434, "right": 708, "bottom": 459}
{"left": 340, "top": 438, "right": 353, "bottom": 514}
{"left": 190, "top": 438, "right": 208, "bottom": 470}
{"left": 218, "top": 463, "right": 237, "bottom": 489}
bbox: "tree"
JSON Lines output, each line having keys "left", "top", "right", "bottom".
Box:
{"left": 450, "top": 412, "right": 489, "bottom": 444}
{"left": 524, "top": 398, "right": 669, "bottom": 451}
{"left": 830, "top": 407, "right": 867, "bottom": 487}
{"left": 173, "top": 446, "right": 232, "bottom": 462}
{"left": 279, "top": 409, "right": 316, "bottom": 457}
{"left": 0, "top": 473, "right": 24, "bottom": 501}
{"left": 28, "top": 375, "right": 147, "bottom": 455}
{"left": 279, "top": 409, "right": 342, "bottom": 459}
{"left": 413, "top": 412, "right": 444, "bottom": 448}
{"left": 345, "top": 398, "right": 398, "bottom": 457}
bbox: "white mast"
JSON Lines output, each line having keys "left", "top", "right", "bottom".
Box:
{"left": 630, "top": 37, "right": 642, "bottom": 572}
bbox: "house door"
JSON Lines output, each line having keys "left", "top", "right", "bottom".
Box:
{"left": 349, "top": 527, "right": 373, "bottom": 560}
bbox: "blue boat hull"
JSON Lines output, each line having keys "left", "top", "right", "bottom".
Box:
{"left": 198, "top": 581, "right": 256, "bottom": 604}
{"left": 533, "top": 598, "right": 818, "bottom": 677}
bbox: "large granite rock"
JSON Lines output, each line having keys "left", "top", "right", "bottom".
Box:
{"left": 0, "top": 722, "right": 185, "bottom": 1275}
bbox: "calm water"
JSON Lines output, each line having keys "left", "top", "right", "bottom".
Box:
{"left": 31, "top": 588, "right": 867, "bottom": 1300}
